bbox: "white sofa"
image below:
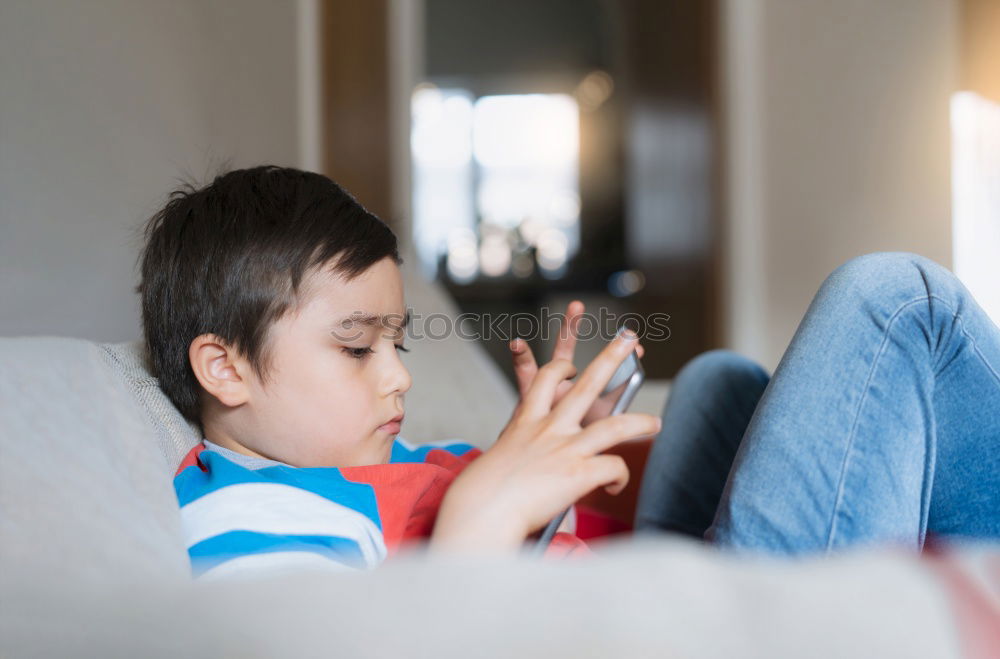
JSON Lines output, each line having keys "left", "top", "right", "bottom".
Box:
{"left": 0, "top": 264, "right": 994, "bottom": 657}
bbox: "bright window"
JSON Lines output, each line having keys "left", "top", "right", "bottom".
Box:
{"left": 412, "top": 90, "right": 580, "bottom": 282}
{"left": 951, "top": 91, "right": 1000, "bottom": 327}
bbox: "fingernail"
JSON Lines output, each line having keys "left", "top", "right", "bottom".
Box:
{"left": 618, "top": 327, "right": 637, "bottom": 342}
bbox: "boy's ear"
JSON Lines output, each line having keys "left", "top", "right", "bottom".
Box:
{"left": 188, "top": 334, "right": 252, "bottom": 408}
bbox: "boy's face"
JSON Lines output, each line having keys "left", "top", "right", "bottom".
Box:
{"left": 223, "top": 256, "right": 412, "bottom": 467}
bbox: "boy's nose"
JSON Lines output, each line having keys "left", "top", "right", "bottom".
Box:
{"left": 381, "top": 359, "right": 412, "bottom": 397}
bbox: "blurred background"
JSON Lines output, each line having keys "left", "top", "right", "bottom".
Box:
{"left": 1, "top": 0, "right": 997, "bottom": 387}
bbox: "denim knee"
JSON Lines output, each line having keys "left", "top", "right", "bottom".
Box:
{"left": 823, "top": 251, "right": 953, "bottom": 304}
{"left": 674, "top": 350, "right": 769, "bottom": 397}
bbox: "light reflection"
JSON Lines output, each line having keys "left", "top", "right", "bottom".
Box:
{"left": 446, "top": 227, "right": 479, "bottom": 283}
{"left": 574, "top": 70, "right": 614, "bottom": 111}
{"left": 608, "top": 269, "right": 646, "bottom": 297}
{"left": 536, "top": 228, "right": 569, "bottom": 272}
{"left": 411, "top": 87, "right": 476, "bottom": 279}
{"left": 479, "top": 234, "right": 512, "bottom": 277}
{"left": 473, "top": 94, "right": 579, "bottom": 169}
{"left": 411, "top": 87, "right": 473, "bottom": 167}
{"left": 412, "top": 89, "right": 581, "bottom": 281}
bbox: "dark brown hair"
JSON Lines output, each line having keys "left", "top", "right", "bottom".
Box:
{"left": 136, "top": 165, "right": 401, "bottom": 423}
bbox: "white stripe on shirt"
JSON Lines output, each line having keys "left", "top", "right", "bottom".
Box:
{"left": 395, "top": 436, "right": 472, "bottom": 450}
{"left": 180, "top": 482, "right": 387, "bottom": 567}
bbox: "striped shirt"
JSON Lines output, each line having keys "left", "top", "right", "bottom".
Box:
{"left": 173, "top": 437, "right": 588, "bottom": 580}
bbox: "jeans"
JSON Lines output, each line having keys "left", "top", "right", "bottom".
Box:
{"left": 633, "top": 252, "right": 1000, "bottom": 555}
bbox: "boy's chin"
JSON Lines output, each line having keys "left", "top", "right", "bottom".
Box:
{"left": 366, "top": 434, "right": 396, "bottom": 465}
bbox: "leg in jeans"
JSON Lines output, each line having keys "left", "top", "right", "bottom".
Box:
{"left": 633, "top": 350, "right": 769, "bottom": 539}
{"left": 707, "top": 252, "right": 1000, "bottom": 554}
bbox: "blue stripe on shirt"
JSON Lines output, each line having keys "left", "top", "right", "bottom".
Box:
{"left": 188, "top": 530, "right": 367, "bottom": 576}
{"left": 174, "top": 437, "right": 480, "bottom": 578}
{"left": 176, "top": 451, "right": 384, "bottom": 531}
{"left": 390, "top": 439, "right": 477, "bottom": 463}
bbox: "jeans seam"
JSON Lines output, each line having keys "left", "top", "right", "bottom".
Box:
{"left": 825, "top": 294, "right": 931, "bottom": 551}
{"left": 918, "top": 294, "right": 1000, "bottom": 544}
{"left": 825, "top": 290, "right": 1000, "bottom": 550}
{"left": 927, "top": 294, "right": 1000, "bottom": 386}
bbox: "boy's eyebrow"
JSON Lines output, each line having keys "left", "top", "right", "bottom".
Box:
{"left": 332, "top": 309, "right": 411, "bottom": 329}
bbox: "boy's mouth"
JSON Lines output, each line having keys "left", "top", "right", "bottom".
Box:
{"left": 377, "top": 413, "right": 404, "bottom": 434}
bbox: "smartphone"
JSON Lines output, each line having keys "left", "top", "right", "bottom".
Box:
{"left": 532, "top": 331, "right": 645, "bottom": 554}
{"left": 582, "top": 348, "right": 645, "bottom": 424}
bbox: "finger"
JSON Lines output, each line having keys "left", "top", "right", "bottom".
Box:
{"left": 551, "top": 300, "right": 584, "bottom": 363}
{"left": 509, "top": 338, "right": 539, "bottom": 397}
{"left": 572, "top": 412, "right": 662, "bottom": 457}
{"left": 552, "top": 329, "right": 639, "bottom": 423}
{"left": 519, "top": 358, "right": 578, "bottom": 420}
{"left": 584, "top": 454, "right": 630, "bottom": 497}
{"left": 636, "top": 343, "right": 645, "bottom": 359}
{"left": 553, "top": 379, "right": 574, "bottom": 403}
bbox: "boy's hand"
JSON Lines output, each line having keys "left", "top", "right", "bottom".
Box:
{"left": 430, "top": 329, "right": 660, "bottom": 554}
{"left": 508, "top": 300, "right": 644, "bottom": 426}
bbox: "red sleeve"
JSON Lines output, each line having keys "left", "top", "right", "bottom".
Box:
{"left": 423, "top": 446, "right": 483, "bottom": 477}
{"left": 544, "top": 532, "right": 593, "bottom": 560}
{"left": 174, "top": 443, "right": 207, "bottom": 477}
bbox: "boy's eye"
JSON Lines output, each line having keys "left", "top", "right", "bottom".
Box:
{"left": 342, "top": 344, "right": 409, "bottom": 360}
{"left": 343, "top": 346, "right": 374, "bottom": 359}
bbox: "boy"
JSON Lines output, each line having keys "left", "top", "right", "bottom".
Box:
{"left": 138, "top": 166, "right": 659, "bottom": 579}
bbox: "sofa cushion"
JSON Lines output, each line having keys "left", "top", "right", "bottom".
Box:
{"left": 0, "top": 337, "right": 191, "bottom": 585}
{"left": 0, "top": 536, "right": 976, "bottom": 658}
{"left": 100, "top": 340, "right": 201, "bottom": 470}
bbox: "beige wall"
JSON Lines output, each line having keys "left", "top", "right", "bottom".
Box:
{"left": 722, "top": 0, "right": 958, "bottom": 370}
{"left": 960, "top": 0, "right": 1000, "bottom": 104}
{"left": 0, "top": 0, "right": 305, "bottom": 342}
